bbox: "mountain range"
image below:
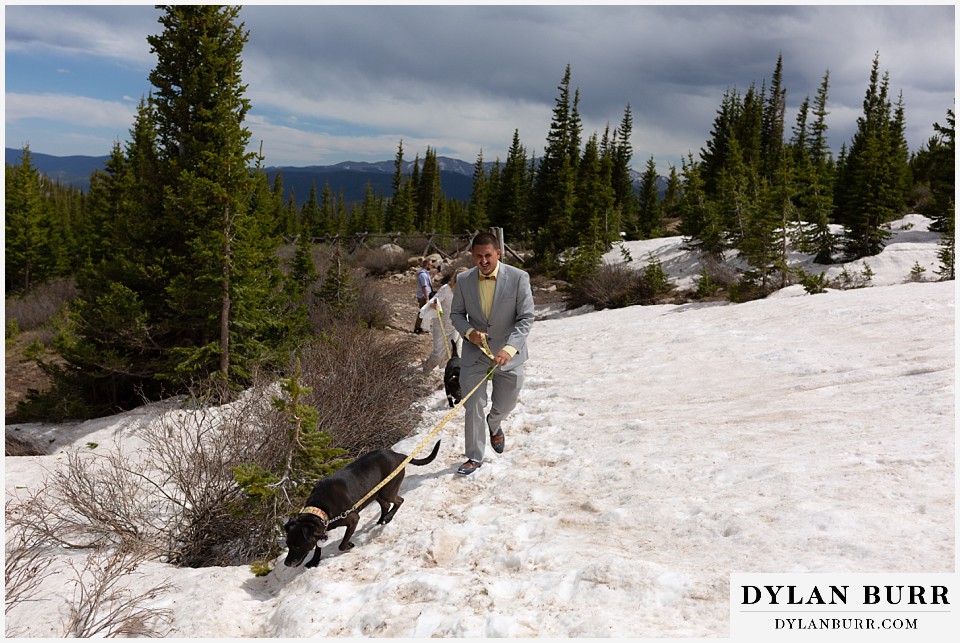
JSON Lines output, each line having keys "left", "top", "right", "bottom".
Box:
{"left": 6, "top": 148, "right": 656, "bottom": 206}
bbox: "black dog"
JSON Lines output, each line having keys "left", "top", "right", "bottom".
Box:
{"left": 283, "top": 440, "right": 441, "bottom": 568}
{"left": 444, "top": 340, "right": 462, "bottom": 408}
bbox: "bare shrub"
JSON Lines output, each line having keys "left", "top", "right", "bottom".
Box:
{"left": 4, "top": 384, "right": 293, "bottom": 567}
{"left": 4, "top": 503, "right": 54, "bottom": 622}
{"left": 309, "top": 269, "right": 391, "bottom": 331}
{"left": 566, "top": 263, "right": 658, "bottom": 310}
{"left": 5, "top": 504, "right": 170, "bottom": 637}
{"left": 300, "top": 324, "right": 422, "bottom": 456}
{"left": 5, "top": 277, "right": 78, "bottom": 332}
{"left": 62, "top": 545, "right": 173, "bottom": 638}
{"left": 699, "top": 253, "right": 739, "bottom": 288}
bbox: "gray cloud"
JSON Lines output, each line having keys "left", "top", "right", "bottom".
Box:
{"left": 4, "top": 4, "right": 954, "bottom": 172}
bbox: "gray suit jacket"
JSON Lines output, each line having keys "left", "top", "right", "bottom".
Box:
{"left": 450, "top": 263, "right": 535, "bottom": 372}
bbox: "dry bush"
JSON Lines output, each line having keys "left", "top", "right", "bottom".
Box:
{"left": 4, "top": 503, "right": 54, "bottom": 622}
{"left": 4, "top": 384, "right": 290, "bottom": 568}
{"left": 5, "top": 505, "right": 171, "bottom": 637}
{"left": 300, "top": 324, "right": 422, "bottom": 457}
{"left": 308, "top": 269, "right": 391, "bottom": 331}
{"left": 699, "top": 253, "right": 740, "bottom": 288}
{"left": 62, "top": 545, "right": 173, "bottom": 638}
{"left": 566, "top": 263, "right": 657, "bottom": 310}
{"left": 4, "top": 277, "right": 78, "bottom": 333}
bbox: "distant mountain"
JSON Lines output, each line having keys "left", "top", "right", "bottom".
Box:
{"left": 6, "top": 148, "right": 659, "bottom": 205}
{"left": 264, "top": 159, "right": 475, "bottom": 205}
{"left": 5, "top": 148, "right": 111, "bottom": 190}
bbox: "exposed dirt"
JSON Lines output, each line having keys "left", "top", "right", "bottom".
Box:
{"left": 5, "top": 333, "right": 57, "bottom": 418}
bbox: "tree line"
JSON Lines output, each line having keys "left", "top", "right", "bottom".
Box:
{"left": 5, "top": 6, "right": 955, "bottom": 418}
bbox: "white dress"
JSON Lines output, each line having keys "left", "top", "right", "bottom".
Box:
{"left": 419, "top": 284, "right": 462, "bottom": 368}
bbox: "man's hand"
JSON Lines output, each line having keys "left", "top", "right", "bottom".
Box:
{"left": 468, "top": 329, "right": 485, "bottom": 345}
{"left": 493, "top": 349, "right": 512, "bottom": 367}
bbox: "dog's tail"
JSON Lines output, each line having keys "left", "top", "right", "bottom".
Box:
{"left": 410, "top": 440, "right": 441, "bottom": 466}
{"left": 450, "top": 340, "right": 458, "bottom": 358}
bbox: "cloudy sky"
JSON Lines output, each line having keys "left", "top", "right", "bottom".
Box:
{"left": 3, "top": 3, "right": 955, "bottom": 173}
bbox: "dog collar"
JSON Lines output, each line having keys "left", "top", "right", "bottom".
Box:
{"left": 299, "top": 506, "right": 329, "bottom": 524}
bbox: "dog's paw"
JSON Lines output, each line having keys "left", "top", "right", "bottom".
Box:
{"left": 339, "top": 542, "right": 355, "bottom": 552}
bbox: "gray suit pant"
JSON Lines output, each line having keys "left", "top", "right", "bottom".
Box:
{"left": 461, "top": 361, "right": 524, "bottom": 463}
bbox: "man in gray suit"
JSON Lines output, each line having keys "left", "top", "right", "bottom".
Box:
{"left": 450, "top": 232, "right": 535, "bottom": 475}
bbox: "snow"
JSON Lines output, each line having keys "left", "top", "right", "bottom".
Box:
{"left": 4, "top": 216, "right": 955, "bottom": 639}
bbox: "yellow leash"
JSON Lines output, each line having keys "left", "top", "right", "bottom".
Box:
{"left": 437, "top": 305, "right": 452, "bottom": 361}
{"left": 349, "top": 355, "right": 497, "bottom": 513}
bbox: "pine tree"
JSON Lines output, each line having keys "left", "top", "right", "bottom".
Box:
{"left": 565, "top": 134, "right": 610, "bottom": 284}
{"left": 835, "top": 53, "right": 908, "bottom": 258}
{"left": 492, "top": 130, "right": 530, "bottom": 237}
{"left": 316, "top": 248, "right": 358, "bottom": 317}
{"left": 660, "top": 164, "right": 682, "bottom": 223}
{"left": 636, "top": 156, "right": 663, "bottom": 239}
{"left": 715, "top": 131, "right": 758, "bottom": 246}
{"left": 5, "top": 148, "right": 65, "bottom": 293}
{"left": 760, "top": 54, "right": 787, "bottom": 178}
{"left": 611, "top": 105, "right": 636, "bottom": 235}
{"left": 300, "top": 183, "right": 321, "bottom": 237}
{"left": 912, "top": 109, "right": 954, "bottom": 279}
{"left": 806, "top": 70, "right": 837, "bottom": 263}
{"left": 417, "top": 147, "right": 443, "bottom": 231}
{"left": 531, "top": 65, "right": 580, "bottom": 263}
{"left": 269, "top": 172, "right": 287, "bottom": 237}
{"left": 467, "top": 150, "right": 489, "bottom": 230}
{"left": 679, "top": 154, "right": 725, "bottom": 258}
{"left": 383, "top": 139, "right": 406, "bottom": 232}
{"left": 317, "top": 183, "right": 335, "bottom": 237}
{"left": 35, "top": 5, "right": 291, "bottom": 416}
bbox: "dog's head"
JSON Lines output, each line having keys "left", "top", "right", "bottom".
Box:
{"left": 283, "top": 514, "right": 327, "bottom": 568}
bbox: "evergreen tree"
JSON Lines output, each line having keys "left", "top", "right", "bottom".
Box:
{"left": 284, "top": 189, "right": 299, "bottom": 237}
{"left": 835, "top": 53, "right": 909, "bottom": 258}
{"left": 715, "top": 130, "right": 757, "bottom": 246}
{"left": 679, "top": 154, "right": 725, "bottom": 258}
{"left": 38, "top": 5, "right": 290, "bottom": 416}
{"left": 636, "top": 156, "right": 662, "bottom": 239}
{"left": 317, "top": 183, "right": 335, "bottom": 237}
{"left": 492, "top": 130, "right": 530, "bottom": 238}
{"left": 912, "top": 109, "right": 955, "bottom": 279}
{"left": 660, "top": 164, "right": 683, "bottom": 223}
{"left": 300, "top": 183, "right": 321, "bottom": 237}
{"left": 316, "top": 248, "right": 358, "bottom": 317}
{"left": 383, "top": 139, "right": 406, "bottom": 232}
{"left": 467, "top": 150, "right": 489, "bottom": 231}
{"left": 760, "top": 54, "right": 787, "bottom": 178}
{"left": 805, "top": 70, "right": 837, "bottom": 263}
{"left": 349, "top": 181, "right": 382, "bottom": 233}
{"left": 269, "top": 171, "right": 287, "bottom": 237}
{"left": 610, "top": 105, "right": 637, "bottom": 237}
{"left": 565, "top": 134, "right": 611, "bottom": 284}
{"left": 5, "top": 148, "right": 63, "bottom": 293}
{"left": 531, "top": 65, "right": 580, "bottom": 263}
{"left": 417, "top": 147, "right": 443, "bottom": 231}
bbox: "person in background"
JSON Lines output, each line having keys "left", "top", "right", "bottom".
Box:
{"left": 420, "top": 267, "right": 467, "bottom": 372}
{"left": 413, "top": 257, "right": 434, "bottom": 334}
{"left": 449, "top": 233, "right": 535, "bottom": 475}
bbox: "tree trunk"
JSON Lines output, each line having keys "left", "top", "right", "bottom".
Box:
{"left": 220, "top": 204, "right": 231, "bottom": 377}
